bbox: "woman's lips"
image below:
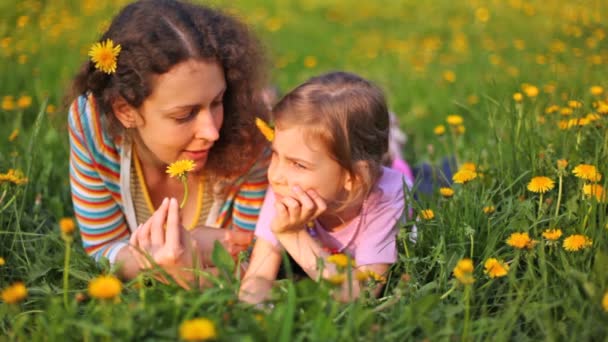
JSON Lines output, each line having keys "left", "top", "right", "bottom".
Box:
{"left": 184, "top": 149, "right": 210, "bottom": 161}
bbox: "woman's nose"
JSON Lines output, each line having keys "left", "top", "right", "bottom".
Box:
{"left": 194, "top": 108, "right": 220, "bottom": 142}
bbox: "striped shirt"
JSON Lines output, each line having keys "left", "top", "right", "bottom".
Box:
{"left": 68, "top": 94, "right": 269, "bottom": 263}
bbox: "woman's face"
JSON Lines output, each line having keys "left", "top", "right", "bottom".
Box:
{"left": 134, "top": 59, "right": 226, "bottom": 172}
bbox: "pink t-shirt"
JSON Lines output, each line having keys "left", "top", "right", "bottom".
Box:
{"left": 255, "top": 167, "right": 406, "bottom": 266}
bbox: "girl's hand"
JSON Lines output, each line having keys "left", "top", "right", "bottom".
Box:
{"left": 271, "top": 186, "right": 327, "bottom": 234}
{"left": 129, "top": 197, "right": 198, "bottom": 288}
{"left": 223, "top": 230, "right": 254, "bottom": 257}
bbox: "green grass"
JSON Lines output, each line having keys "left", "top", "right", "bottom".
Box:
{"left": 1, "top": 0, "right": 608, "bottom": 340}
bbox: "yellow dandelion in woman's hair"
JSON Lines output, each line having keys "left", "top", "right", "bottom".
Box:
{"left": 452, "top": 169, "right": 477, "bottom": 184}
{"left": 563, "top": 234, "right": 592, "bottom": 252}
{"left": 88, "top": 275, "right": 122, "bottom": 300}
{"left": 180, "top": 318, "right": 217, "bottom": 341}
{"left": 439, "top": 187, "right": 454, "bottom": 198}
{"left": 483, "top": 258, "right": 509, "bottom": 278}
{"left": 166, "top": 160, "right": 196, "bottom": 179}
{"left": 255, "top": 117, "right": 274, "bottom": 142}
{"left": 542, "top": 228, "right": 562, "bottom": 241}
{"left": 527, "top": 176, "right": 555, "bottom": 193}
{"left": 88, "top": 38, "right": 121, "bottom": 74}
{"left": 506, "top": 232, "right": 535, "bottom": 249}
{"left": 1, "top": 282, "right": 27, "bottom": 304}
{"left": 419, "top": 209, "right": 434, "bottom": 220}
{"left": 573, "top": 164, "right": 602, "bottom": 182}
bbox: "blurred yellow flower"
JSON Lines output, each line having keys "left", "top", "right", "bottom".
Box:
{"left": 453, "top": 169, "right": 477, "bottom": 184}
{"left": 1, "top": 282, "right": 27, "bottom": 304}
{"left": 88, "top": 39, "right": 121, "bottom": 74}
{"left": 542, "top": 228, "right": 562, "bottom": 241}
{"left": 355, "top": 270, "right": 386, "bottom": 283}
{"left": 179, "top": 318, "right": 217, "bottom": 341}
{"left": 88, "top": 275, "right": 122, "bottom": 300}
{"left": 443, "top": 70, "right": 456, "bottom": 83}
{"left": 572, "top": 164, "right": 602, "bottom": 182}
{"left": 603, "top": 291, "right": 608, "bottom": 312}
{"left": 527, "top": 176, "right": 555, "bottom": 193}
{"left": 475, "top": 7, "right": 490, "bottom": 22}
{"left": 453, "top": 258, "right": 475, "bottom": 285}
{"left": 461, "top": 162, "right": 476, "bottom": 172}
{"left": 59, "top": 217, "right": 76, "bottom": 235}
{"left": 46, "top": 104, "right": 56, "bottom": 114}
{"left": 8, "top": 129, "right": 18, "bottom": 142}
{"left": 582, "top": 184, "right": 606, "bottom": 202}
{"left": 483, "top": 258, "right": 509, "bottom": 278}
{"left": 419, "top": 209, "right": 434, "bottom": 220}
{"left": 545, "top": 105, "right": 560, "bottom": 114}
{"left": 17, "top": 95, "right": 32, "bottom": 109}
{"left": 0, "top": 257, "right": 4, "bottom": 266}
{"left": 563, "top": 234, "right": 592, "bottom": 252}
{"left": 506, "top": 232, "right": 535, "bottom": 249}
{"left": 513, "top": 92, "right": 523, "bottom": 102}
{"left": 17, "top": 16, "right": 29, "bottom": 28}
{"left": 303, "top": 55, "right": 317, "bottom": 68}
{"left": 166, "top": 160, "right": 195, "bottom": 179}
{"left": 557, "top": 159, "right": 568, "bottom": 170}
{"left": 327, "top": 253, "right": 353, "bottom": 268}
{"left": 439, "top": 187, "right": 454, "bottom": 198}
{"left": 522, "top": 84, "right": 539, "bottom": 97}
{"left": 560, "top": 107, "right": 573, "bottom": 116}
{"left": 0, "top": 169, "right": 28, "bottom": 185}
{"left": 326, "top": 273, "right": 346, "bottom": 285}
{"left": 567, "top": 100, "right": 582, "bottom": 109}
{"left": 483, "top": 206, "right": 495, "bottom": 214}
{"left": 455, "top": 125, "right": 466, "bottom": 135}
{"left": 255, "top": 117, "right": 274, "bottom": 142}
{"left": 2, "top": 96, "right": 15, "bottom": 111}
{"left": 446, "top": 115, "right": 463, "bottom": 126}
{"left": 434, "top": 125, "right": 446, "bottom": 136}
{"left": 590, "top": 86, "right": 604, "bottom": 96}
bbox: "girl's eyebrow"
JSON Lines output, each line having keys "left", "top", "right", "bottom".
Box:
{"left": 271, "top": 146, "right": 315, "bottom": 166}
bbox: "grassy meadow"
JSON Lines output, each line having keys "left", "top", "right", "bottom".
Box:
{"left": 1, "top": 0, "right": 608, "bottom": 340}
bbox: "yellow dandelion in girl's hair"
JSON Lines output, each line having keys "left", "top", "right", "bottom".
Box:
{"left": 563, "top": 234, "right": 592, "bottom": 252}
{"left": 1, "top": 282, "right": 27, "bottom": 304}
{"left": 572, "top": 164, "right": 602, "bottom": 182}
{"left": 419, "top": 209, "right": 434, "bottom": 220}
{"left": 483, "top": 205, "right": 495, "bottom": 214}
{"left": 179, "top": 318, "right": 217, "bottom": 341}
{"left": 483, "top": 258, "right": 509, "bottom": 278}
{"left": 434, "top": 125, "right": 446, "bottom": 136}
{"left": 513, "top": 92, "right": 523, "bottom": 102}
{"left": 88, "top": 38, "right": 121, "bottom": 74}
{"left": 326, "top": 273, "right": 346, "bottom": 286}
{"left": 446, "top": 114, "right": 463, "bottom": 126}
{"left": 590, "top": 86, "right": 604, "bottom": 96}
{"left": 439, "top": 187, "right": 454, "bottom": 198}
{"left": 88, "top": 275, "right": 122, "bottom": 300}
{"left": 542, "top": 228, "right": 562, "bottom": 241}
{"left": 255, "top": 117, "right": 274, "bottom": 142}
{"left": 582, "top": 184, "right": 606, "bottom": 202}
{"left": 603, "top": 291, "right": 608, "bottom": 312}
{"left": 166, "top": 160, "right": 196, "bottom": 179}
{"left": 527, "top": 176, "right": 555, "bottom": 193}
{"left": 506, "top": 232, "right": 535, "bottom": 249}
{"left": 326, "top": 254, "right": 354, "bottom": 268}
{"left": 452, "top": 169, "right": 477, "bottom": 184}
{"left": 453, "top": 258, "right": 475, "bottom": 285}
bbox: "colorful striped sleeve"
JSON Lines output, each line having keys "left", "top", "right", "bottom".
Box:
{"left": 68, "top": 96, "right": 130, "bottom": 263}
{"left": 230, "top": 147, "right": 271, "bottom": 232}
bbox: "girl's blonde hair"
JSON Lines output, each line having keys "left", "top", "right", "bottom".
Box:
{"left": 273, "top": 71, "right": 389, "bottom": 209}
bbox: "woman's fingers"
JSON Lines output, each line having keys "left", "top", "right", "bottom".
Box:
{"left": 138, "top": 219, "right": 153, "bottom": 250}
{"left": 150, "top": 197, "right": 169, "bottom": 246}
{"left": 158, "top": 198, "right": 184, "bottom": 264}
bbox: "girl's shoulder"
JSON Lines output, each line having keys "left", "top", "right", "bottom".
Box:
{"left": 367, "top": 166, "right": 407, "bottom": 207}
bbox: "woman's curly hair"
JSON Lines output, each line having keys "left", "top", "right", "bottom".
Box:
{"left": 69, "top": 0, "right": 268, "bottom": 177}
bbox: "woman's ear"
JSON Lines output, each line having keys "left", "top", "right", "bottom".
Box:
{"left": 112, "top": 97, "right": 140, "bottom": 128}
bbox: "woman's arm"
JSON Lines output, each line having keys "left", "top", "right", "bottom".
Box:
{"left": 239, "top": 238, "right": 282, "bottom": 304}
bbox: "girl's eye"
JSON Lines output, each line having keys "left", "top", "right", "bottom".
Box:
{"left": 292, "top": 161, "right": 307, "bottom": 170}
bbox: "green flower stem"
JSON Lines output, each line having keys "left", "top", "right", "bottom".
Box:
{"left": 63, "top": 235, "right": 73, "bottom": 309}
{"left": 554, "top": 175, "right": 563, "bottom": 220}
{"left": 463, "top": 284, "right": 472, "bottom": 341}
{"left": 179, "top": 176, "right": 188, "bottom": 209}
{"left": 537, "top": 193, "right": 544, "bottom": 219}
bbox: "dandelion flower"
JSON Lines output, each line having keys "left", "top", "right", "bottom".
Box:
{"left": 1, "top": 96, "right": 15, "bottom": 111}
{"left": 59, "top": 217, "right": 76, "bottom": 235}
{"left": 326, "top": 273, "right": 346, "bottom": 285}
{"left": 483, "top": 258, "right": 509, "bottom": 278}
{"left": 506, "top": 232, "right": 535, "bottom": 249}
{"left": 513, "top": 92, "right": 523, "bottom": 102}
{"left": 355, "top": 270, "right": 386, "bottom": 283}
{"left": 545, "top": 105, "right": 560, "bottom": 114}
{"left": 583, "top": 184, "right": 606, "bottom": 202}
{"left": 460, "top": 162, "right": 476, "bottom": 172}
{"left": 603, "top": 291, "right": 608, "bottom": 312}
{"left": 542, "top": 228, "right": 562, "bottom": 241}
{"left": 452, "top": 169, "right": 477, "bottom": 184}
{"left": 527, "top": 176, "right": 555, "bottom": 193}
{"left": 573, "top": 164, "right": 602, "bottom": 182}
{"left": 166, "top": 160, "right": 196, "bottom": 179}
{"left": 255, "top": 117, "right": 274, "bottom": 142}
{"left": 8, "top": 129, "right": 18, "bottom": 142}
{"left": 455, "top": 125, "right": 466, "bottom": 135}
{"left": 567, "top": 100, "right": 582, "bottom": 109}
{"left": 453, "top": 258, "right": 475, "bottom": 285}
{"left": 326, "top": 254, "right": 353, "bottom": 268}
{"left": 17, "top": 95, "right": 32, "bottom": 109}
{"left": 563, "top": 234, "right": 592, "bottom": 252}
{"left": 483, "top": 206, "right": 495, "bottom": 214}
{"left": 522, "top": 84, "right": 539, "bottom": 97}
{"left": 590, "top": 86, "right": 604, "bottom": 96}
{"left": 88, "top": 275, "right": 122, "bottom": 300}
{"left": 557, "top": 159, "right": 568, "bottom": 170}
{"left": 419, "top": 209, "right": 434, "bottom": 220}
{"left": 434, "top": 125, "right": 446, "bottom": 136}
{"left": 1, "top": 282, "right": 27, "bottom": 304}
{"left": 439, "top": 187, "right": 454, "bottom": 198}
{"left": 446, "top": 114, "right": 463, "bottom": 126}
{"left": 0, "top": 257, "right": 4, "bottom": 266}
{"left": 179, "top": 318, "right": 217, "bottom": 341}
{"left": 88, "top": 39, "right": 121, "bottom": 74}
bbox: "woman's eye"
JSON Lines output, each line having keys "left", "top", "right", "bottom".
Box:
{"left": 175, "top": 108, "right": 198, "bottom": 122}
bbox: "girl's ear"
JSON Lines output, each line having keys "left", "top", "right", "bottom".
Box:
{"left": 112, "top": 97, "right": 140, "bottom": 128}
{"left": 343, "top": 161, "right": 370, "bottom": 192}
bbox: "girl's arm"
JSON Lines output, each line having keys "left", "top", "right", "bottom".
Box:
{"left": 239, "top": 238, "right": 282, "bottom": 304}
{"left": 276, "top": 230, "right": 389, "bottom": 301}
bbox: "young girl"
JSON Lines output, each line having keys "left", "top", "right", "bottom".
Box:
{"left": 239, "top": 72, "right": 409, "bottom": 303}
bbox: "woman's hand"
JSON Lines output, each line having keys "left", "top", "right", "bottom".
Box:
{"left": 271, "top": 186, "right": 327, "bottom": 234}
{"left": 129, "top": 197, "right": 198, "bottom": 288}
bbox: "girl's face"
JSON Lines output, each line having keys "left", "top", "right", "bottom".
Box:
{"left": 133, "top": 59, "right": 226, "bottom": 172}
{"left": 268, "top": 125, "right": 352, "bottom": 207}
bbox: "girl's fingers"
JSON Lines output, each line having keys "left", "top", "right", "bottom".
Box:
{"left": 281, "top": 196, "right": 301, "bottom": 222}
{"left": 151, "top": 198, "right": 169, "bottom": 246}
{"left": 307, "top": 189, "right": 327, "bottom": 217}
{"left": 292, "top": 185, "right": 315, "bottom": 217}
